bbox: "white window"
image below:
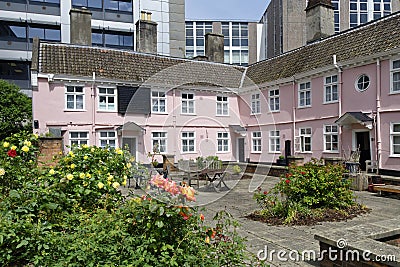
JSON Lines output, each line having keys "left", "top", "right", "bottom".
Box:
{"left": 65, "top": 85, "right": 84, "bottom": 110}
{"left": 99, "top": 131, "right": 116, "bottom": 148}
{"left": 299, "top": 127, "right": 312, "bottom": 152}
{"left": 269, "top": 130, "right": 280, "bottom": 153}
{"left": 269, "top": 89, "right": 280, "bottom": 112}
{"left": 251, "top": 93, "right": 261, "bottom": 114}
{"left": 216, "top": 95, "right": 229, "bottom": 116}
{"left": 182, "top": 132, "right": 195, "bottom": 153}
{"left": 391, "top": 59, "right": 400, "bottom": 93}
{"left": 152, "top": 132, "right": 167, "bottom": 153}
{"left": 217, "top": 132, "right": 229, "bottom": 152}
{"left": 355, "top": 74, "right": 370, "bottom": 92}
{"left": 98, "top": 87, "right": 116, "bottom": 111}
{"left": 323, "top": 125, "right": 339, "bottom": 152}
{"left": 390, "top": 123, "right": 400, "bottom": 156}
{"left": 69, "top": 131, "right": 89, "bottom": 146}
{"left": 252, "top": 131, "right": 262, "bottom": 153}
{"left": 324, "top": 75, "right": 338, "bottom": 103}
{"left": 152, "top": 91, "right": 166, "bottom": 113}
{"left": 350, "top": 0, "right": 391, "bottom": 28}
{"left": 181, "top": 92, "right": 195, "bottom": 114}
{"left": 298, "top": 82, "right": 311, "bottom": 107}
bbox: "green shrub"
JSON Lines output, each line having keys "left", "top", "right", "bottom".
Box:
{"left": 254, "top": 159, "right": 357, "bottom": 224}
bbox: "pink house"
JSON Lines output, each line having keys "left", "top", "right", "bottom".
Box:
{"left": 32, "top": 10, "right": 400, "bottom": 174}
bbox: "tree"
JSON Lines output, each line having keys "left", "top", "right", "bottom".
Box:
{"left": 0, "top": 80, "right": 32, "bottom": 141}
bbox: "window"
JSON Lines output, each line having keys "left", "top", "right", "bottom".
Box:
{"left": 104, "top": 0, "right": 132, "bottom": 12}
{"left": 30, "top": 0, "right": 60, "bottom": 3}
{"left": 349, "top": 0, "right": 391, "bottom": 28}
{"left": 391, "top": 123, "right": 400, "bottom": 156}
{"left": 252, "top": 131, "right": 262, "bottom": 153}
{"left": 72, "top": 0, "right": 102, "bottom": 9}
{"left": 299, "top": 128, "right": 312, "bottom": 152}
{"left": 0, "top": 22, "right": 26, "bottom": 41}
{"left": 298, "top": 82, "right": 311, "bottom": 107}
{"left": 182, "top": 132, "right": 195, "bottom": 153}
{"left": 29, "top": 25, "right": 61, "bottom": 41}
{"left": 181, "top": 92, "right": 195, "bottom": 114}
{"left": 251, "top": 93, "right": 261, "bottom": 114}
{"left": 98, "top": 87, "right": 116, "bottom": 111}
{"left": 355, "top": 74, "right": 370, "bottom": 92}
{"left": 269, "top": 130, "right": 280, "bottom": 153}
{"left": 269, "top": 89, "right": 280, "bottom": 112}
{"left": 324, "top": 125, "right": 339, "bottom": 152}
{"left": 216, "top": 95, "right": 228, "bottom": 116}
{"left": 92, "top": 29, "right": 133, "bottom": 49}
{"left": 0, "top": 61, "right": 29, "bottom": 80}
{"left": 65, "top": 86, "right": 84, "bottom": 110}
{"left": 217, "top": 132, "right": 229, "bottom": 152}
{"left": 152, "top": 91, "right": 166, "bottom": 113}
{"left": 185, "top": 22, "right": 212, "bottom": 58}
{"left": 69, "top": 131, "right": 89, "bottom": 146}
{"left": 152, "top": 132, "right": 167, "bottom": 153}
{"left": 332, "top": 0, "right": 340, "bottom": 32}
{"left": 391, "top": 59, "right": 400, "bottom": 93}
{"left": 99, "top": 131, "right": 116, "bottom": 148}
{"left": 324, "top": 75, "right": 338, "bottom": 103}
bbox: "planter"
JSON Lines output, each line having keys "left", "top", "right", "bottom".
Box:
{"left": 276, "top": 158, "right": 287, "bottom": 166}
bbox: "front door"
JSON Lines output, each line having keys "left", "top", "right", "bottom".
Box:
{"left": 356, "top": 131, "right": 371, "bottom": 171}
{"left": 122, "top": 137, "right": 137, "bottom": 158}
{"left": 238, "top": 138, "right": 245, "bottom": 162}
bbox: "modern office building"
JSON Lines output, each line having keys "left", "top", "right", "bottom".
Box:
{"left": 259, "top": 0, "right": 400, "bottom": 60}
{"left": 185, "top": 20, "right": 260, "bottom": 66}
{"left": 0, "top": 0, "right": 185, "bottom": 96}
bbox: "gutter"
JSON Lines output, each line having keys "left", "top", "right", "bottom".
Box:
{"left": 376, "top": 59, "right": 382, "bottom": 174}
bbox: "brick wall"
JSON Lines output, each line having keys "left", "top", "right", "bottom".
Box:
{"left": 37, "top": 137, "right": 63, "bottom": 167}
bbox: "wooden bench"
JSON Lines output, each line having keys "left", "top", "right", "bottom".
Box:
{"left": 374, "top": 185, "right": 400, "bottom": 196}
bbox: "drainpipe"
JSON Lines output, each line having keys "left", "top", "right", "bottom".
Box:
{"left": 376, "top": 59, "right": 382, "bottom": 174}
{"left": 333, "top": 55, "right": 343, "bottom": 157}
{"left": 292, "top": 76, "right": 296, "bottom": 154}
{"left": 172, "top": 88, "right": 177, "bottom": 157}
{"left": 91, "top": 72, "right": 96, "bottom": 146}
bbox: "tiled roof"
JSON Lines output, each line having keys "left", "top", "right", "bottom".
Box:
{"left": 246, "top": 12, "right": 400, "bottom": 86}
{"left": 38, "top": 43, "right": 245, "bottom": 89}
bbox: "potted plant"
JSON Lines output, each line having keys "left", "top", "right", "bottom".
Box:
{"left": 232, "top": 165, "right": 242, "bottom": 175}
{"left": 276, "top": 155, "right": 286, "bottom": 166}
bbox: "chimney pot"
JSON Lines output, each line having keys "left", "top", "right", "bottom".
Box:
{"left": 70, "top": 8, "right": 92, "bottom": 46}
{"left": 305, "top": 0, "right": 334, "bottom": 43}
{"left": 205, "top": 32, "right": 224, "bottom": 63}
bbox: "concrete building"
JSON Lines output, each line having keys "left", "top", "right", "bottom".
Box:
{"left": 185, "top": 20, "right": 260, "bottom": 66}
{"left": 32, "top": 5, "right": 400, "bottom": 174}
{"left": 0, "top": 0, "right": 185, "bottom": 95}
{"left": 259, "top": 0, "right": 400, "bottom": 60}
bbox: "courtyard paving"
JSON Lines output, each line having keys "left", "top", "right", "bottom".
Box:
{"left": 123, "top": 175, "right": 400, "bottom": 266}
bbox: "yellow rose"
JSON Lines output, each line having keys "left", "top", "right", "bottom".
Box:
{"left": 130, "top": 157, "right": 135, "bottom": 162}
{"left": 97, "top": 182, "right": 104, "bottom": 189}
{"left": 0, "top": 168, "right": 5, "bottom": 176}
{"left": 91, "top": 148, "right": 95, "bottom": 153}
{"left": 83, "top": 155, "right": 88, "bottom": 160}
{"left": 83, "top": 182, "right": 88, "bottom": 187}
{"left": 122, "top": 179, "right": 127, "bottom": 186}
{"left": 117, "top": 150, "right": 123, "bottom": 155}
{"left": 3, "top": 142, "right": 9, "bottom": 148}
{"left": 107, "top": 175, "right": 113, "bottom": 181}
{"left": 86, "top": 173, "right": 91, "bottom": 178}
{"left": 79, "top": 173, "right": 85, "bottom": 179}
{"left": 107, "top": 181, "right": 111, "bottom": 186}
{"left": 23, "top": 140, "right": 31, "bottom": 147}
{"left": 49, "top": 169, "right": 55, "bottom": 175}
{"left": 21, "top": 146, "right": 29, "bottom": 152}
{"left": 68, "top": 151, "right": 75, "bottom": 158}
{"left": 112, "top": 182, "right": 120, "bottom": 189}
{"left": 126, "top": 163, "right": 132, "bottom": 168}
{"left": 11, "top": 145, "right": 17, "bottom": 150}
{"left": 33, "top": 134, "right": 38, "bottom": 139}
{"left": 66, "top": 174, "right": 74, "bottom": 180}
{"left": 70, "top": 164, "right": 75, "bottom": 169}
{"left": 82, "top": 144, "right": 88, "bottom": 148}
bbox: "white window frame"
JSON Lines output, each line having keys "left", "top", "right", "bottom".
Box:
{"left": 391, "top": 59, "right": 400, "bottom": 94}
{"left": 299, "top": 127, "right": 312, "bottom": 153}
{"left": 181, "top": 132, "right": 195, "bottom": 153}
{"left": 268, "top": 89, "right": 280, "bottom": 112}
{"left": 251, "top": 131, "right": 262, "bottom": 153}
{"left": 323, "top": 125, "right": 339, "bottom": 152}
{"left": 181, "top": 92, "right": 195, "bottom": 115}
{"left": 99, "top": 131, "right": 117, "bottom": 148}
{"left": 324, "top": 75, "right": 339, "bottom": 103}
{"left": 152, "top": 132, "right": 167, "bottom": 153}
{"left": 217, "top": 132, "right": 230, "bottom": 152}
{"left": 251, "top": 93, "right": 261, "bottom": 114}
{"left": 98, "top": 87, "right": 117, "bottom": 111}
{"left": 269, "top": 130, "right": 280, "bottom": 153}
{"left": 65, "top": 85, "right": 85, "bottom": 110}
{"left": 151, "top": 90, "right": 167, "bottom": 113}
{"left": 69, "top": 131, "right": 89, "bottom": 147}
{"left": 298, "top": 81, "right": 311, "bottom": 108}
{"left": 390, "top": 123, "right": 400, "bottom": 157}
{"left": 216, "top": 95, "right": 229, "bottom": 116}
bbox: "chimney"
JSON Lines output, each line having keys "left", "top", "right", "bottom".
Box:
{"left": 70, "top": 8, "right": 92, "bottom": 46}
{"left": 136, "top": 11, "right": 158, "bottom": 54}
{"left": 205, "top": 32, "right": 224, "bottom": 63}
{"left": 305, "top": 0, "right": 334, "bottom": 43}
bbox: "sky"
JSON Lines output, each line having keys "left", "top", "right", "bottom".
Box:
{"left": 185, "top": 0, "right": 271, "bottom": 21}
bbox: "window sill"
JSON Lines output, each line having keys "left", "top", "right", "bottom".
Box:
{"left": 389, "top": 154, "right": 400, "bottom": 158}
{"left": 298, "top": 151, "right": 313, "bottom": 154}
{"left": 297, "top": 105, "right": 312, "bottom": 109}
{"left": 181, "top": 151, "right": 196, "bottom": 154}
{"left": 97, "top": 110, "right": 117, "bottom": 113}
{"left": 250, "top": 113, "right": 261, "bottom": 116}
{"left": 216, "top": 114, "right": 230, "bottom": 117}
{"left": 323, "top": 100, "right": 339, "bottom": 105}
{"left": 152, "top": 112, "right": 168, "bottom": 115}
{"left": 323, "top": 151, "right": 339, "bottom": 154}
{"left": 389, "top": 91, "right": 400, "bottom": 95}
{"left": 181, "top": 113, "right": 197, "bottom": 116}
{"left": 269, "top": 110, "right": 280, "bottom": 113}
{"left": 64, "top": 109, "right": 87, "bottom": 112}
{"left": 216, "top": 151, "right": 230, "bottom": 154}
{"left": 251, "top": 151, "right": 262, "bottom": 154}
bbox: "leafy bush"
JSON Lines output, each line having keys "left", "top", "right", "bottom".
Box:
{"left": 253, "top": 159, "right": 358, "bottom": 224}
